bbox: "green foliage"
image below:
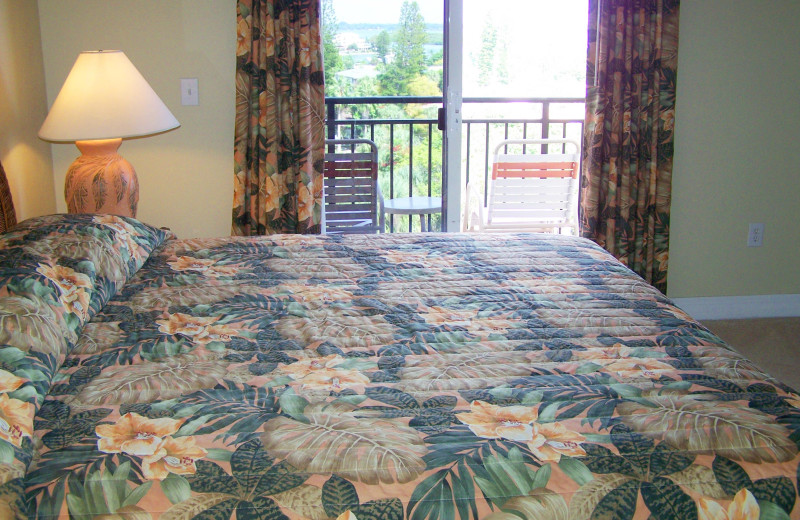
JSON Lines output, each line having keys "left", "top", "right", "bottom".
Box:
{"left": 185, "top": 439, "right": 302, "bottom": 519}
{"left": 321, "top": 475, "right": 402, "bottom": 520}
{"left": 322, "top": 0, "right": 344, "bottom": 94}
{"left": 65, "top": 461, "right": 152, "bottom": 519}
{"left": 322, "top": 475, "right": 360, "bottom": 518}
{"left": 378, "top": 0, "right": 429, "bottom": 95}
{"left": 474, "top": 447, "right": 551, "bottom": 507}
{"left": 473, "top": 16, "right": 509, "bottom": 88}
{"left": 371, "top": 30, "right": 392, "bottom": 64}
{"left": 476, "top": 17, "right": 497, "bottom": 87}
{"left": 713, "top": 456, "right": 796, "bottom": 516}
{"left": 407, "top": 75, "right": 440, "bottom": 97}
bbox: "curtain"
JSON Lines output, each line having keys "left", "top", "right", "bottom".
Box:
{"left": 580, "top": 0, "right": 680, "bottom": 294}
{"left": 233, "top": 0, "right": 325, "bottom": 235}
{"left": 0, "top": 160, "right": 16, "bottom": 233}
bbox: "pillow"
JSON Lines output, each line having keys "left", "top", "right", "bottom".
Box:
{"left": 0, "top": 213, "right": 172, "bottom": 404}
{"left": 0, "top": 214, "right": 170, "bottom": 490}
{"left": 3, "top": 214, "right": 172, "bottom": 319}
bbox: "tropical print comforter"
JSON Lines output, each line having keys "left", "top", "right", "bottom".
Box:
{"left": 0, "top": 214, "right": 798, "bottom": 519}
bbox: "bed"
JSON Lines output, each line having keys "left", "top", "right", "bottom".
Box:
{"left": 0, "top": 213, "right": 797, "bottom": 519}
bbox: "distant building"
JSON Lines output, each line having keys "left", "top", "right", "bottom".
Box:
{"left": 336, "top": 65, "right": 380, "bottom": 86}
{"left": 334, "top": 32, "right": 371, "bottom": 53}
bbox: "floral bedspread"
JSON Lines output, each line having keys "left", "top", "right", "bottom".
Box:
{"left": 0, "top": 215, "right": 799, "bottom": 519}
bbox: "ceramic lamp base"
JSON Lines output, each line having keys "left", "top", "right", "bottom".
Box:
{"left": 64, "top": 138, "right": 139, "bottom": 217}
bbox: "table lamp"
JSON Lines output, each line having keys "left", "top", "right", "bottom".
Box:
{"left": 38, "top": 50, "right": 179, "bottom": 217}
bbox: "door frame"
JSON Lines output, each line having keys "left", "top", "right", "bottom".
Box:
{"left": 442, "top": 0, "right": 463, "bottom": 232}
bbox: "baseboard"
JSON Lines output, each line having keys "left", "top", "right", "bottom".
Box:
{"left": 671, "top": 294, "right": 800, "bottom": 321}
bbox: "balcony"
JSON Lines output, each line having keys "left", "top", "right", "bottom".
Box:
{"left": 325, "top": 96, "right": 585, "bottom": 233}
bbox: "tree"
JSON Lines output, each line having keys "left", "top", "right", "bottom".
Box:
{"left": 407, "top": 75, "right": 440, "bottom": 97}
{"left": 474, "top": 16, "right": 510, "bottom": 88}
{"left": 476, "top": 16, "right": 497, "bottom": 87}
{"left": 321, "top": 0, "right": 344, "bottom": 94}
{"left": 371, "top": 30, "right": 392, "bottom": 65}
{"left": 378, "top": 0, "right": 428, "bottom": 95}
{"left": 394, "top": 0, "right": 427, "bottom": 76}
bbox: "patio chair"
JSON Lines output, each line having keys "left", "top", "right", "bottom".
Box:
{"left": 466, "top": 138, "right": 580, "bottom": 234}
{"left": 322, "top": 138, "right": 384, "bottom": 234}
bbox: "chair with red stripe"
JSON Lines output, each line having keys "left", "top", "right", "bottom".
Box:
{"left": 466, "top": 138, "right": 580, "bottom": 234}
{"left": 323, "top": 139, "right": 384, "bottom": 234}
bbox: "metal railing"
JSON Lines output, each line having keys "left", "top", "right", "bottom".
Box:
{"left": 325, "top": 96, "right": 585, "bottom": 232}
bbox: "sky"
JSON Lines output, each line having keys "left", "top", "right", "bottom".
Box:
{"left": 331, "top": 0, "right": 443, "bottom": 24}
{"left": 330, "top": 0, "right": 587, "bottom": 28}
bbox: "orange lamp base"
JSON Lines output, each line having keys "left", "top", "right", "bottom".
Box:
{"left": 64, "top": 138, "right": 139, "bottom": 217}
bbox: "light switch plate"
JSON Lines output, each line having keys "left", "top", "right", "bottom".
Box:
{"left": 180, "top": 78, "right": 199, "bottom": 106}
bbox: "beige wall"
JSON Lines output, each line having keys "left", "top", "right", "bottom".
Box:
{"left": 0, "top": 0, "right": 56, "bottom": 220}
{"left": 37, "top": 0, "right": 235, "bottom": 238}
{"left": 668, "top": 0, "right": 800, "bottom": 298}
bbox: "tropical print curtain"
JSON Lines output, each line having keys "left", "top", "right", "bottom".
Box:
{"left": 580, "top": 0, "right": 680, "bottom": 294}
{"left": 233, "top": 0, "right": 325, "bottom": 235}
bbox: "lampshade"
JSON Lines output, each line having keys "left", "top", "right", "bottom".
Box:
{"left": 38, "top": 50, "right": 179, "bottom": 142}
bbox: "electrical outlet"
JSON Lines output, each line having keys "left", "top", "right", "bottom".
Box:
{"left": 748, "top": 223, "right": 764, "bottom": 247}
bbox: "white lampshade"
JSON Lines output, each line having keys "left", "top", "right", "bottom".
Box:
{"left": 38, "top": 50, "right": 179, "bottom": 142}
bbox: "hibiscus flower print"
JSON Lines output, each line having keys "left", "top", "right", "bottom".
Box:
{"left": 698, "top": 488, "right": 759, "bottom": 520}
{"left": 157, "top": 313, "right": 238, "bottom": 345}
{"left": 527, "top": 420, "right": 586, "bottom": 462}
{"left": 576, "top": 344, "right": 674, "bottom": 380}
{"left": 422, "top": 306, "right": 512, "bottom": 335}
{"left": 96, "top": 412, "right": 183, "bottom": 456}
{"left": 297, "top": 183, "right": 316, "bottom": 223}
{"left": 381, "top": 251, "right": 454, "bottom": 269}
{"left": 263, "top": 17, "right": 275, "bottom": 57}
{"left": 785, "top": 393, "right": 800, "bottom": 409}
{"left": 298, "top": 32, "right": 311, "bottom": 68}
{"left": 0, "top": 369, "right": 26, "bottom": 394}
{"left": 456, "top": 400, "right": 538, "bottom": 442}
{"left": 0, "top": 393, "right": 34, "bottom": 447}
{"left": 92, "top": 214, "right": 142, "bottom": 261}
{"left": 167, "top": 256, "right": 237, "bottom": 277}
{"left": 263, "top": 174, "right": 287, "bottom": 214}
{"left": 278, "top": 354, "right": 369, "bottom": 391}
{"left": 141, "top": 435, "right": 208, "bottom": 480}
{"left": 236, "top": 15, "right": 251, "bottom": 56}
{"left": 36, "top": 263, "right": 92, "bottom": 319}
{"left": 456, "top": 400, "right": 586, "bottom": 462}
{"left": 279, "top": 282, "right": 353, "bottom": 303}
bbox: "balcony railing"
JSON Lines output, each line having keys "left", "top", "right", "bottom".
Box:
{"left": 325, "top": 96, "right": 585, "bottom": 232}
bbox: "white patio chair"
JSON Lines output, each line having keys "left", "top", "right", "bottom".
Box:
{"left": 466, "top": 138, "right": 580, "bottom": 234}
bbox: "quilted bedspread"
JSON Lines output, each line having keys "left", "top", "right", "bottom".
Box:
{"left": 0, "top": 215, "right": 799, "bottom": 519}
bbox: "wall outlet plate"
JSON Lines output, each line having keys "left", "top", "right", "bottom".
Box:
{"left": 748, "top": 222, "right": 764, "bottom": 247}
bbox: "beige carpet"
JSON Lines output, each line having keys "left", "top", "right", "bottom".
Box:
{"left": 702, "top": 317, "right": 800, "bottom": 391}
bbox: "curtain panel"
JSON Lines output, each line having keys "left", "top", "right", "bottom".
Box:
{"left": 233, "top": 0, "right": 325, "bottom": 235}
{"left": 580, "top": 0, "right": 680, "bottom": 293}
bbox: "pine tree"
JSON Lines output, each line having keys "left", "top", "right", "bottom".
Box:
{"left": 476, "top": 16, "right": 497, "bottom": 87}
{"left": 372, "top": 30, "right": 392, "bottom": 65}
{"left": 378, "top": 0, "right": 428, "bottom": 95}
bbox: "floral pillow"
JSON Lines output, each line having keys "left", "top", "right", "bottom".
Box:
{"left": 0, "top": 214, "right": 172, "bottom": 453}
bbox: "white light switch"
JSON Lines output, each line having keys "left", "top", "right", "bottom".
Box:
{"left": 180, "top": 78, "right": 199, "bottom": 106}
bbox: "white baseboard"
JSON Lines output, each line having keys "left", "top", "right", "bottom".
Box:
{"left": 671, "top": 294, "right": 800, "bottom": 321}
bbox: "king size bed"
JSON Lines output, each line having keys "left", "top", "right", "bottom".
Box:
{"left": 0, "top": 213, "right": 797, "bottom": 519}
